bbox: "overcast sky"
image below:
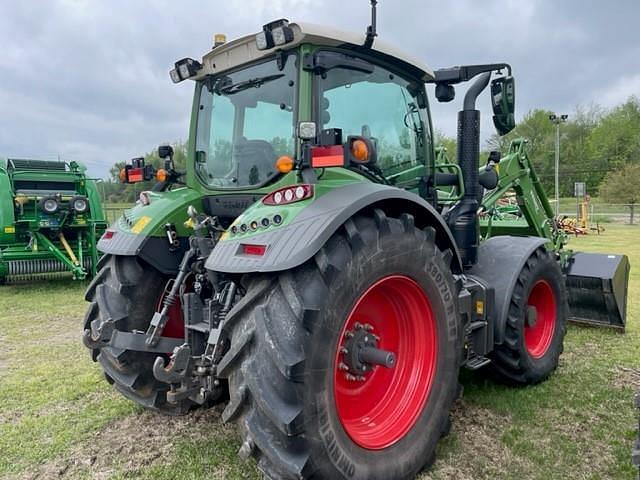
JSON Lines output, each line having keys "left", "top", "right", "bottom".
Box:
{"left": 1, "top": 0, "right": 638, "bottom": 178}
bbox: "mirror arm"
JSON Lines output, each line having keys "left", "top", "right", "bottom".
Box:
{"left": 432, "top": 63, "right": 511, "bottom": 85}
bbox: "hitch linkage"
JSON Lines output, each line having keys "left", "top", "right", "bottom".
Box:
{"left": 145, "top": 244, "right": 197, "bottom": 347}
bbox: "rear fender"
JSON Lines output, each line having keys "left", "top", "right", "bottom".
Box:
{"left": 205, "top": 182, "right": 463, "bottom": 274}
{"left": 467, "top": 235, "right": 548, "bottom": 344}
{"left": 97, "top": 188, "right": 204, "bottom": 275}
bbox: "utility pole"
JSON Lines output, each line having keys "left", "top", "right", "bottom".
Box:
{"left": 549, "top": 113, "right": 568, "bottom": 216}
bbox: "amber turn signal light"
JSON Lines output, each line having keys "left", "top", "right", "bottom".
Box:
{"left": 156, "top": 168, "right": 168, "bottom": 182}
{"left": 275, "top": 155, "right": 294, "bottom": 173}
{"left": 351, "top": 139, "right": 369, "bottom": 163}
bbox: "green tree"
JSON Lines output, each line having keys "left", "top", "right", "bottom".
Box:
{"left": 434, "top": 129, "right": 457, "bottom": 162}
{"left": 599, "top": 163, "right": 640, "bottom": 224}
{"left": 589, "top": 96, "right": 640, "bottom": 190}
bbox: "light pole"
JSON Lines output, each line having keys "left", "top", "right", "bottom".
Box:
{"left": 549, "top": 113, "right": 568, "bottom": 216}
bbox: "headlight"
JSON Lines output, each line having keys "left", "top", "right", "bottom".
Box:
{"left": 71, "top": 196, "right": 89, "bottom": 213}
{"left": 40, "top": 196, "right": 59, "bottom": 214}
{"left": 178, "top": 62, "right": 190, "bottom": 79}
{"left": 255, "top": 31, "right": 273, "bottom": 50}
{"left": 272, "top": 25, "right": 294, "bottom": 46}
{"left": 256, "top": 19, "right": 293, "bottom": 50}
{"left": 169, "top": 58, "right": 202, "bottom": 83}
{"left": 169, "top": 69, "right": 181, "bottom": 84}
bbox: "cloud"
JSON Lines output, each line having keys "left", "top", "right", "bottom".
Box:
{"left": 0, "top": 0, "right": 638, "bottom": 177}
{"left": 600, "top": 74, "right": 640, "bottom": 108}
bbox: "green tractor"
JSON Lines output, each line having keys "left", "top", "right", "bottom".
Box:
{"left": 0, "top": 158, "right": 106, "bottom": 282}
{"left": 83, "top": 6, "right": 629, "bottom": 479}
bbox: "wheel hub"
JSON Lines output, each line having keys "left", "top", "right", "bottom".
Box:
{"left": 524, "top": 279, "right": 557, "bottom": 358}
{"left": 333, "top": 275, "right": 438, "bottom": 450}
{"left": 339, "top": 322, "right": 396, "bottom": 382}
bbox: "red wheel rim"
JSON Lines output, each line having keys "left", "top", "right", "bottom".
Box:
{"left": 155, "top": 280, "right": 185, "bottom": 339}
{"left": 524, "top": 279, "right": 557, "bottom": 358}
{"left": 334, "top": 275, "right": 438, "bottom": 450}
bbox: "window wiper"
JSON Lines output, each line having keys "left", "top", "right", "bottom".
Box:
{"left": 218, "top": 74, "right": 285, "bottom": 95}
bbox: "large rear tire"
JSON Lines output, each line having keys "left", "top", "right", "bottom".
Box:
{"left": 489, "top": 247, "right": 568, "bottom": 385}
{"left": 217, "top": 211, "right": 461, "bottom": 480}
{"left": 84, "top": 255, "right": 195, "bottom": 415}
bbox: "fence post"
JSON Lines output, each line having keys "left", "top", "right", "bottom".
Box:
{"left": 630, "top": 204, "right": 635, "bottom": 225}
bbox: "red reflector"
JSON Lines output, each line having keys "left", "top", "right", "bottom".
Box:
{"left": 102, "top": 230, "right": 116, "bottom": 240}
{"left": 311, "top": 145, "right": 344, "bottom": 168}
{"left": 128, "top": 168, "right": 143, "bottom": 183}
{"left": 241, "top": 244, "right": 267, "bottom": 256}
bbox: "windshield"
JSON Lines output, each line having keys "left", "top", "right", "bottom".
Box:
{"left": 195, "top": 55, "right": 297, "bottom": 189}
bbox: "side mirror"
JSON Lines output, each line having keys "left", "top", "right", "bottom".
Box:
{"left": 491, "top": 76, "right": 515, "bottom": 135}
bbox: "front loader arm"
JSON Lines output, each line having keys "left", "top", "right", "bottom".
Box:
{"left": 480, "top": 139, "right": 565, "bottom": 252}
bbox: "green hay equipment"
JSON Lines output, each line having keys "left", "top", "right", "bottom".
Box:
{"left": 0, "top": 158, "right": 106, "bottom": 282}
{"left": 82, "top": 4, "right": 629, "bottom": 479}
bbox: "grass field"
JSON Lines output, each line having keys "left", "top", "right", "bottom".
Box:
{"left": 0, "top": 225, "right": 638, "bottom": 479}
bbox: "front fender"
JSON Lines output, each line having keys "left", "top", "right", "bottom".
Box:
{"left": 206, "top": 182, "right": 462, "bottom": 274}
{"left": 468, "top": 235, "right": 549, "bottom": 344}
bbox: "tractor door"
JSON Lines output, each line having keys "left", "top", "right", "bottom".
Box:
{"left": 312, "top": 51, "right": 435, "bottom": 195}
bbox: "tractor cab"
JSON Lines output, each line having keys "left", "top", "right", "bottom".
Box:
{"left": 173, "top": 19, "right": 440, "bottom": 196}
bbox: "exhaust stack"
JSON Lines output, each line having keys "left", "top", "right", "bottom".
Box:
{"left": 447, "top": 72, "right": 491, "bottom": 267}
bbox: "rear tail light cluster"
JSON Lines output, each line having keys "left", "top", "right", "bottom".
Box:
{"left": 262, "top": 184, "right": 313, "bottom": 206}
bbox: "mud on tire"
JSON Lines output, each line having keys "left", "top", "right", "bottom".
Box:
{"left": 84, "top": 255, "right": 194, "bottom": 415}
{"left": 217, "top": 211, "right": 462, "bottom": 480}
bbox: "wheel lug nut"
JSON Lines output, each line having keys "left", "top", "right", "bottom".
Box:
{"left": 345, "top": 331, "right": 354, "bottom": 339}
{"left": 364, "top": 323, "right": 374, "bottom": 331}
{"left": 345, "top": 373, "right": 357, "bottom": 381}
{"left": 339, "top": 362, "right": 349, "bottom": 371}
{"left": 354, "top": 322, "right": 362, "bottom": 330}
{"left": 356, "top": 375, "right": 366, "bottom": 382}
{"left": 340, "top": 347, "right": 349, "bottom": 354}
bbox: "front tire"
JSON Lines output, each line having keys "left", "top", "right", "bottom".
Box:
{"left": 489, "top": 247, "right": 568, "bottom": 384}
{"left": 217, "top": 211, "right": 461, "bottom": 479}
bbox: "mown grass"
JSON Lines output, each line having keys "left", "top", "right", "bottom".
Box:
{"left": 0, "top": 225, "right": 637, "bottom": 479}
{"left": 0, "top": 282, "right": 138, "bottom": 475}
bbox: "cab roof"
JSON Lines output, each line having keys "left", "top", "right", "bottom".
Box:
{"left": 198, "top": 21, "right": 434, "bottom": 82}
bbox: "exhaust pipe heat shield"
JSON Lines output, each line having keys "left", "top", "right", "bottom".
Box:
{"left": 566, "top": 252, "right": 630, "bottom": 330}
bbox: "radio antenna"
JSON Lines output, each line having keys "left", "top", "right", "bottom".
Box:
{"left": 363, "top": 0, "right": 378, "bottom": 48}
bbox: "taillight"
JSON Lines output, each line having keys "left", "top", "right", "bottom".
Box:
{"left": 127, "top": 168, "right": 144, "bottom": 183}
{"left": 102, "top": 230, "right": 116, "bottom": 240}
{"left": 262, "top": 184, "right": 313, "bottom": 206}
{"left": 241, "top": 244, "right": 267, "bottom": 256}
{"left": 311, "top": 145, "right": 344, "bottom": 168}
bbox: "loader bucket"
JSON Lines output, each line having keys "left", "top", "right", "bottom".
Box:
{"left": 565, "top": 252, "right": 630, "bottom": 330}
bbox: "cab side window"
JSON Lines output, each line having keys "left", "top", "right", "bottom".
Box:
{"left": 317, "top": 60, "right": 430, "bottom": 178}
